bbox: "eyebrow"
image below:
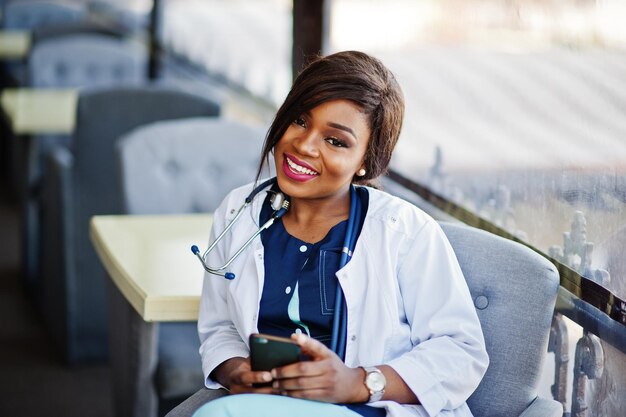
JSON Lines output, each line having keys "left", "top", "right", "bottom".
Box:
{"left": 327, "top": 122, "right": 358, "bottom": 141}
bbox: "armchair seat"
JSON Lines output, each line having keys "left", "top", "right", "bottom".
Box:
{"left": 156, "top": 323, "right": 204, "bottom": 401}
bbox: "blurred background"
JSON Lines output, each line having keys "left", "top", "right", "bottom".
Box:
{"left": 1, "top": 0, "right": 625, "bottom": 416}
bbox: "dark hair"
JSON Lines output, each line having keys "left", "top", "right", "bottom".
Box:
{"left": 256, "top": 50, "right": 405, "bottom": 185}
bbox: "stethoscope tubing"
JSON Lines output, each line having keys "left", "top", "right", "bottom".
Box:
{"left": 331, "top": 184, "right": 359, "bottom": 359}
{"left": 192, "top": 177, "right": 359, "bottom": 360}
{"left": 191, "top": 178, "right": 283, "bottom": 280}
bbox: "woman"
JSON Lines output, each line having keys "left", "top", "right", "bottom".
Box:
{"left": 193, "top": 51, "right": 488, "bottom": 417}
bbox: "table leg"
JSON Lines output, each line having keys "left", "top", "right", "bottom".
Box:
{"left": 107, "top": 279, "right": 159, "bottom": 417}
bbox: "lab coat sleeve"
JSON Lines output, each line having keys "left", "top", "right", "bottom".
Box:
{"left": 386, "top": 219, "right": 489, "bottom": 417}
{"left": 197, "top": 192, "right": 250, "bottom": 389}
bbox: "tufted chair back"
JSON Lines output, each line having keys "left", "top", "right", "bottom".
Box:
{"left": 117, "top": 118, "right": 267, "bottom": 215}
{"left": 113, "top": 117, "right": 266, "bottom": 415}
{"left": 28, "top": 34, "right": 146, "bottom": 88}
{"left": 19, "top": 34, "right": 145, "bottom": 300}
{"left": 2, "top": 0, "right": 85, "bottom": 30}
{"left": 40, "top": 86, "right": 222, "bottom": 364}
{"left": 439, "top": 222, "right": 562, "bottom": 417}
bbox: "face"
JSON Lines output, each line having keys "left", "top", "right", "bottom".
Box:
{"left": 273, "top": 99, "right": 371, "bottom": 203}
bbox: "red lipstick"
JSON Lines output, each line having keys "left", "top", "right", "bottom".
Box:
{"left": 282, "top": 153, "right": 319, "bottom": 182}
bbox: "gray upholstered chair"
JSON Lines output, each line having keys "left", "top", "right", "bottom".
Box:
{"left": 39, "top": 86, "right": 221, "bottom": 364}
{"left": 0, "top": 0, "right": 85, "bottom": 83}
{"left": 0, "top": 0, "right": 86, "bottom": 86}
{"left": 165, "top": 222, "right": 562, "bottom": 417}
{"left": 27, "top": 34, "right": 145, "bottom": 88}
{"left": 2, "top": 0, "right": 85, "bottom": 30}
{"left": 19, "top": 33, "right": 146, "bottom": 301}
{"left": 117, "top": 117, "right": 267, "bottom": 215}
{"left": 113, "top": 117, "right": 266, "bottom": 417}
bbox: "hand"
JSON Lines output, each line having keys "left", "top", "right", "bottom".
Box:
{"left": 213, "top": 357, "right": 274, "bottom": 394}
{"left": 270, "top": 334, "right": 368, "bottom": 403}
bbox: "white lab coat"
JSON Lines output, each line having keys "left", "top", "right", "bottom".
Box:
{"left": 198, "top": 182, "right": 489, "bottom": 417}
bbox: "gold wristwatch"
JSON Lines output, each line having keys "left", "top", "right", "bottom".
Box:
{"left": 363, "top": 366, "right": 386, "bottom": 403}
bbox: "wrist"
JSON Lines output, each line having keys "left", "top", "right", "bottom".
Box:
{"left": 213, "top": 357, "right": 246, "bottom": 388}
{"left": 350, "top": 367, "right": 370, "bottom": 403}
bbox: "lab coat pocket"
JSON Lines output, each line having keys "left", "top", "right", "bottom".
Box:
{"left": 318, "top": 248, "right": 342, "bottom": 316}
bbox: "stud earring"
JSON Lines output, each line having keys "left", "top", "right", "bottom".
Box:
{"left": 357, "top": 168, "right": 366, "bottom": 177}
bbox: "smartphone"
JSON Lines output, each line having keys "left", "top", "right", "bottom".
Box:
{"left": 249, "top": 333, "right": 305, "bottom": 372}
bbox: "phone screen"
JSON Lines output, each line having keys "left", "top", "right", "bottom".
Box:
{"left": 249, "top": 333, "right": 304, "bottom": 372}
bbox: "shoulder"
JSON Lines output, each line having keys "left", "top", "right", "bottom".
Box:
{"left": 362, "top": 186, "right": 439, "bottom": 239}
{"left": 214, "top": 181, "right": 265, "bottom": 223}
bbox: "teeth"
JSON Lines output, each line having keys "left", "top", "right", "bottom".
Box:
{"left": 287, "top": 157, "right": 318, "bottom": 176}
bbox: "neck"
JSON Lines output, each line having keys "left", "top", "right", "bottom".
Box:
{"left": 282, "top": 187, "right": 352, "bottom": 243}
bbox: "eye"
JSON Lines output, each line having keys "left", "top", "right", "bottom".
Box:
{"left": 325, "top": 137, "right": 348, "bottom": 148}
{"left": 293, "top": 117, "right": 306, "bottom": 128}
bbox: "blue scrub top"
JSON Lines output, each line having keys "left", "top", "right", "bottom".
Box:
{"left": 259, "top": 186, "right": 385, "bottom": 417}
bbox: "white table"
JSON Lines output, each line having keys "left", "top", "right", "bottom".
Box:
{"left": 1, "top": 88, "right": 77, "bottom": 135}
{"left": 90, "top": 213, "right": 213, "bottom": 417}
{"left": 90, "top": 213, "right": 211, "bottom": 321}
{"left": 1, "top": 88, "right": 78, "bottom": 288}
{"left": 0, "top": 31, "right": 30, "bottom": 60}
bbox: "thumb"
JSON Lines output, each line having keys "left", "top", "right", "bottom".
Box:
{"left": 291, "top": 333, "right": 334, "bottom": 360}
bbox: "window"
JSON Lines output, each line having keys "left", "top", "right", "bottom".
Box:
{"left": 328, "top": 0, "right": 626, "bottom": 413}
{"left": 161, "top": 0, "right": 292, "bottom": 107}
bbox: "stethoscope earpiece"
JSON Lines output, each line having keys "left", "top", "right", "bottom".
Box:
{"left": 269, "top": 191, "right": 286, "bottom": 211}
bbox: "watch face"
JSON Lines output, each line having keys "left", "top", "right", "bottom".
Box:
{"left": 366, "top": 371, "right": 386, "bottom": 392}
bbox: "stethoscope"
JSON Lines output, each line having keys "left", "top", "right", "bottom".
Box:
{"left": 190, "top": 177, "right": 360, "bottom": 359}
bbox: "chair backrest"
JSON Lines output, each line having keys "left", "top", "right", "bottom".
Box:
{"left": 31, "top": 19, "right": 128, "bottom": 43}
{"left": 28, "top": 34, "right": 146, "bottom": 88}
{"left": 439, "top": 222, "right": 559, "bottom": 416}
{"left": 2, "top": 0, "right": 85, "bottom": 30}
{"left": 41, "top": 85, "right": 221, "bottom": 363}
{"left": 116, "top": 117, "right": 267, "bottom": 215}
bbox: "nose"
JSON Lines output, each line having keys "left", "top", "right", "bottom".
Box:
{"left": 293, "top": 130, "right": 320, "bottom": 157}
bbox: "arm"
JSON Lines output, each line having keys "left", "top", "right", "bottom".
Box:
{"left": 197, "top": 192, "right": 250, "bottom": 388}
{"left": 272, "top": 218, "right": 488, "bottom": 411}
{"left": 272, "top": 334, "right": 418, "bottom": 404}
{"left": 198, "top": 186, "right": 280, "bottom": 392}
{"left": 385, "top": 219, "right": 489, "bottom": 415}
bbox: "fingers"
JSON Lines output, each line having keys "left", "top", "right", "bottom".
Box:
{"left": 272, "top": 374, "right": 329, "bottom": 391}
{"left": 272, "top": 356, "right": 326, "bottom": 380}
{"left": 291, "top": 333, "right": 335, "bottom": 360}
{"left": 279, "top": 388, "right": 333, "bottom": 402}
{"left": 236, "top": 370, "right": 273, "bottom": 386}
{"left": 229, "top": 369, "right": 275, "bottom": 395}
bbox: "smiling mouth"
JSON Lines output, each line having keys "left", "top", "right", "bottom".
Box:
{"left": 285, "top": 156, "right": 319, "bottom": 176}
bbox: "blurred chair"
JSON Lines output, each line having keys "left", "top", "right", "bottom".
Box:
{"left": 0, "top": 0, "right": 86, "bottom": 86}
{"left": 117, "top": 117, "right": 266, "bottom": 214}
{"left": 113, "top": 117, "right": 266, "bottom": 416}
{"left": 166, "top": 222, "right": 562, "bottom": 417}
{"left": 2, "top": 0, "right": 85, "bottom": 30}
{"left": 39, "top": 86, "right": 221, "bottom": 364}
{"left": 31, "top": 19, "right": 128, "bottom": 43}
{"left": 18, "top": 33, "right": 147, "bottom": 302}
{"left": 27, "top": 34, "right": 145, "bottom": 88}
